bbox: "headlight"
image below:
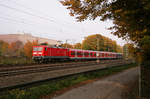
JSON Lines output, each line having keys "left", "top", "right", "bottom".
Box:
{"left": 33, "top": 52, "right": 37, "bottom": 54}
{"left": 38, "top": 52, "right": 42, "bottom": 54}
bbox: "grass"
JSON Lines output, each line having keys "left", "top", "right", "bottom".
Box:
{"left": 0, "top": 63, "right": 137, "bottom": 99}
{"left": 0, "top": 57, "right": 34, "bottom": 66}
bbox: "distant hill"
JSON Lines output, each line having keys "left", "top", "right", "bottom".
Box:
{"left": 0, "top": 33, "right": 60, "bottom": 45}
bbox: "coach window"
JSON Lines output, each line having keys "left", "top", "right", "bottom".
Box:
{"left": 80, "top": 52, "right": 82, "bottom": 55}
{"left": 85, "top": 52, "right": 88, "bottom": 56}
{"left": 90, "top": 53, "right": 93, "bottom": 56}
{"left": 77, "top": 52, "right": 81, "bottom": 55}
{"left": 87, "top": 52, "right": 89, "bottom": 56}
{"left": 101, "top": 53, "right": 103, "bottom": 57}
{"left": 100, "top": 53, "right": 101, "bottom": 57}
{"left": 71, "top": 51, "right": 75, "bottom": 55}
{"left": 77, "top": 52, "right": 79, "bottom": 55}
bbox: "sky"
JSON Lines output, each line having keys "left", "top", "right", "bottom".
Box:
{"left": 0, "top": 0, "right": 126, "bottom": 46}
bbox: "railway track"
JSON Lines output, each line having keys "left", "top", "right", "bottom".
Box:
{"left": 0, "top": 60, "right": 125, "bottom": 77}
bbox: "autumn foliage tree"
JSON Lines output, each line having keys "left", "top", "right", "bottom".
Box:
{"left": 60, "top": 43, "right": 73, "bottom": 48}
{"left": 0, "top": 40, "right": 9, "bottom": 56}
{"left": 8, "top": 40, "right": 23, "bottom": 57}
{"left": 82, "top": 34, "right": 121, "bottom": 52}
{"left": 74, "top": 43, "right": 81, "bottom": 49}
{"left": 116, "top": 45, "right": 123, "bottom": 53}
{"left": 24, "top": 40, "right": 38, "bottom": 59}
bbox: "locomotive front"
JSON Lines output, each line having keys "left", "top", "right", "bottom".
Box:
{"left": 32, "top": 46, "right": 47, "bottom": 63}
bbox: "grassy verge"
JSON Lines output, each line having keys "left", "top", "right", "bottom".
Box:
{"left": 0, "top": 63, "right": 137, "bottom": 99}
{"left": 0, "top": 57, "right": 34, "bottom": 66}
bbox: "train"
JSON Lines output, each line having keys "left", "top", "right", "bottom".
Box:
{"left": 32, "top": 45, "right": 123, "bottom": 63}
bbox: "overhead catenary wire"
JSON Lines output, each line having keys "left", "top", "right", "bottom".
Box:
{"left": 0, "top": 15, "right": 79, "bottom": 38}
{"left": 5, "top": 0, "right": 76, "bottom": 25}
{"left": 0, "top": 16, "right": 60, "bottom": 33}
{"left": 0, "top": 3, "right": 83, "bottom": 33}
{"left": 0, "top": 3, "right": 55, "bottom": 23}
{"left": 0, "top": 13, "right": 53, "bottom": 26}
{"left": 0, "top": 1, "right": 85, "bottom": 41}
{"left": 0, "top": 0, "right": 83, "bottom": 30}
{"left": 0, "top": 18, "right": 59, "bottom": 39}
{"left": 0, "top": 16, "right": 35, "bottom": 25}
{"left": 2, "top": 0, "right": 56, "bottom": 20}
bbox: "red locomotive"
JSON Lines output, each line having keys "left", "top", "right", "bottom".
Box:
{"left": 32, "top": 45, "right": 123, "bottom": 63}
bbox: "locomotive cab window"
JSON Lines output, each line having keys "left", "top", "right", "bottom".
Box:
{"left": 45, "top": 48, "right": 47, "bottom": 51}
{"left": 33, "top": 47, "right": 38, "bottom": 51}
{"left": 38, "top": 47, "right": 43, "bottom": 51}
{"left": 33, "top": 47, "right": 43, "bottom": 51}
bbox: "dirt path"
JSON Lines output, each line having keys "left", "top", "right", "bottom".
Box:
{"left": 52, "top": 67, "right": 139, "bottom": 99}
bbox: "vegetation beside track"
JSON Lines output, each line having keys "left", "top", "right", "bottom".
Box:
{"left": 0, "top": 57, "right": 34, "bottom": 66}
{"left": 0, "top": 63, "right": 137, "bottom": 99}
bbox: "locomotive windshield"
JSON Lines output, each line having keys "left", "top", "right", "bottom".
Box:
{"left": 33, "top": 47, "right": 43, "bottom": 51}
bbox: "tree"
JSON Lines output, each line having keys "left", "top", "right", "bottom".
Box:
{"left": 82, "top": 34, "right": 120, "bottom": 52}
{"left": 8, "top": 40, "right": 23, "bottom": 57}
{"left": 60, "top": 43, "right": 73, "bottom": 48}
{"left": 40, "top": 42, "right": 48, "bottom": 45}
{"left": 82, "top": 34, "right": 105, "bottom": 51}
{"left": 24, "top": 40, "right": 38, "bottom": 59}
{"left": 0, "top": 40, "right": 4, "bottom": 56}
{"left": 74, "top": 43, "right": 81, "bottom": 49}
{"left": 112, "top": 40, "right": 117, "bottom": 52}
{"left": 116, "top": 45, "right": 123, "bottom": 53}
{"left": 140, "top": 36, "right": 150, "bottom": 60}
{"left": 0, "top": 40, "right": 9, "bottom": 56}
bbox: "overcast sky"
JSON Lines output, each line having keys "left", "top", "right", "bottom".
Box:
{"left": 0, "top": 0, "right": 126, "bottom": 46}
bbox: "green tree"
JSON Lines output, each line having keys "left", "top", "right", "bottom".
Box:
{"left": 40, "top": 42, "right": 48, "bottom": 45}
